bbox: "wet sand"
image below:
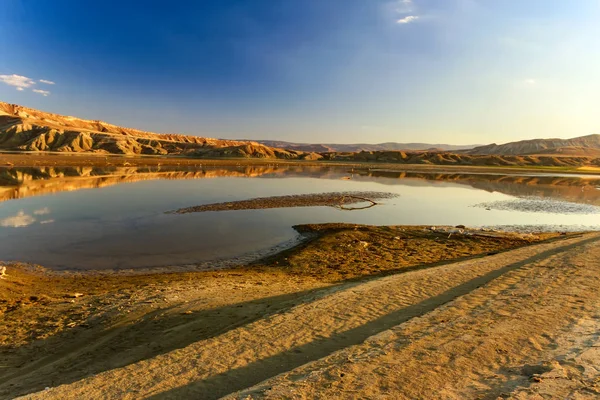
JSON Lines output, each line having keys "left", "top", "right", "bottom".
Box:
{"left": 170, "top": 192, "right": 396, "bottom": 213}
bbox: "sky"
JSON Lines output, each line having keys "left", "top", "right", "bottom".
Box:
{"left": 1, "top": 0, "right": 599, "bottom": 145}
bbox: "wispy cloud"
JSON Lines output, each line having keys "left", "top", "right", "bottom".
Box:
{"left": 396, "top": 0, "right": 414, "bottom": 13}
{"left": 524, "top": 78, "right": 536, "bottom": 85}
{"left": 0, "top": 74, "right": 36, "bottom": 90}
{"left": 33, "top": 89, "right": 51, "bottom": 96}
{"left": 394, "top": 0, "right": 420, "bottom": 24}
{"left": 39, "top": 79, "right": 55, "bottom": 85}
{"left": 40, "top": 219, "right": 55, "bottom": 224}
{"left": 0, "top": 211, "right": 36, "bottom": 228}
{"left": 397, "top": 15, "right": 419, "bottom": 24}
{"left": 33, "top": 207, "right": 51, "bottom": 215}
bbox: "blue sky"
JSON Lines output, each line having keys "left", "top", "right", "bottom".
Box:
{"left": 1, "top": 0, "right": 599, "bottom": 144}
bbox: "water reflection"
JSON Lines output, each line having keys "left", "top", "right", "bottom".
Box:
{"left": 2, "top": 165, "right": 600, "bottom": 205}
{"left": 0, "top": 165, "right": 293, "bottom": 201}
{"left": 0, "top": 165, "right": 599, "bottom": 270}
{"left": 354, "top": 170, "right": 600, "bottom": 206}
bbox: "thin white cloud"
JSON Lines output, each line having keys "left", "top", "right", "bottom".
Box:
{"left": 524, "top": 78, "right": 536, "bottom": 85}
{"left": 40, "top": 219, "right": 55, "bottom": 225}
{"left": 397, "top": 15, "right": 419, "bottom": 24}
{"left": 39, "top": 79, "right": 55, "bottom": 85}
{"left": 395, "top": 0, "right": 415, "bottom": 14}
{"left": 16, "top": 87, "right": 24, "bottom": 91}
{"left": 33, "top": 89, "right": 51, "bottom": 96}
{"left": 0, "top": 74, "right": 36, "bottom": 90}
{"left": 33, "top": 207, "right": 50, "bottom": 215}
{"left": 0, "top": 211, "right": 36, "bottom": 228}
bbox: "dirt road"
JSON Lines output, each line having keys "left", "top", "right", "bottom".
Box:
{"left": 13, "top": 232, "right": 600, "bottom": 399}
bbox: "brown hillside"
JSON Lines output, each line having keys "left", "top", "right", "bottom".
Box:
{"left": 466, "top": 134, "right": 600, "bottom": 156}
{"left": 1, "top": 102, "right": 600, "bottom": 167}
{"left": 0, "top": 102, "right": 307, "bottom": 159}
{"left": 256, "top": 140, "right": 477, "bottom": 153}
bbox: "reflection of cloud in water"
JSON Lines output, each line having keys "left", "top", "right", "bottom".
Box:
{"left": 40, "top": 219, "right": 55, "bottom": 224}
{"left": 0, "top": 210, "right": 36, "bottom": 227}
{"left": 475, "top": 197, "right": 600, "bottom": 215}
{"left": 34, "top": 207, "right": 50, "bottom": 215}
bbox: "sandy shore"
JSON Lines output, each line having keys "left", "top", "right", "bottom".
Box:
{"left": 2, "top": 154, "right": 599, "bottom": 398}
{"left": 3, "top": 224, "right": 594, "bottom": 399}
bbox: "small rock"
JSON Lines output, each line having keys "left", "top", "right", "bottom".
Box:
{"left": 0, "top": 266, "right": 6, "bottom": 279}
{"left": 455, "top": 225, "right": 466, "bottom": 229}
{"left": 521, "top": 363, "right": 553, "bottom": 377}
{"left": 66, "top": 293, "right": 84, "bottom": 299}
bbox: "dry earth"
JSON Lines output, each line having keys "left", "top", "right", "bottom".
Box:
{"left": 2, "top": 225, "right": 595, "bottom": 399}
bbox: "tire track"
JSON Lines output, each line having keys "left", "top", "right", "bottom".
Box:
{"left": 228, "top": 236, "right": 600, "bottom": 399}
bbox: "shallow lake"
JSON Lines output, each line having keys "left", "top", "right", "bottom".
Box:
{"left": 1, "top": 165, "right": 600, "bottom": 270}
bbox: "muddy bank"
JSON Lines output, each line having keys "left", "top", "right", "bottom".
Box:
{"left": 7, "top": 230, "right": 598, "bottom": 400}
{"left": 0, "top": 224, "right": 562, "bottom": 398}
{"left": 170, "top": 192, "right": 397, "bottom": 213}
{"left": 476, "top": 196, "right": 600, "bottom": 214}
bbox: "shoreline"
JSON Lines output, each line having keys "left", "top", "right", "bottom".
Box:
{"left": 0, "top": 224, "right": 573, "bottom": 277}
{"left": 2, "top": 226, "right": 598, "bottom": 399}
{"left": 3, "top": 152, "right": 600, "bottom": 176}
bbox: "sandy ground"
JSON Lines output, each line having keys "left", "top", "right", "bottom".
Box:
{"left": 1, "top": 224, "right": 594, "bottom": 399}
{"left": 228, "top": 233, "right": 600, "bottom": 400}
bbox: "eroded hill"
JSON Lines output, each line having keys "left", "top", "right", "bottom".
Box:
{"left": 2, "top": 102, "right": 600, "bottom": 167}
{"left": 0, "top": 102, "right": 310, "bottom": 159}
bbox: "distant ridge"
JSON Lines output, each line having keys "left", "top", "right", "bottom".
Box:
{"left": 1, "top": 102, "right": 599, "bottom": 168}
{"left": 252, "top": 140, "right": 478, "bottom": 153}
{"left": 465, "top": 134, "right": 600, "bottom": 156}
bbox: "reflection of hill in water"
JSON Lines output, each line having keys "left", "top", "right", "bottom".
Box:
{"left": 2, "top": 166, "right": 600, "bottom": 205}
{"left": 0, "top": 166, "right": 274, "bottom": 202}
{"left": 356, "top": 170, "right": 600, "bottom": 206}
{"left": 0, "top": 165, "right": 347, "bottom": 202}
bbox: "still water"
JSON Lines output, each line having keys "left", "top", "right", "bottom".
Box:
{"left": 1, "top": 165, "right": 599, "bottom": 270}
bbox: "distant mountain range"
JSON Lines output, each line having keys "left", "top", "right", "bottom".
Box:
{"left": 257, "top": 135, "right": 600, "bottom": 157}
{"left": 251, "top": 140, "right": 478, "bottom": 153}
{"left": 1, "top": 101, "right": 599, "bottom": 167}
{"left": 465, "top": 134, "right": 600, "bottom": 156}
